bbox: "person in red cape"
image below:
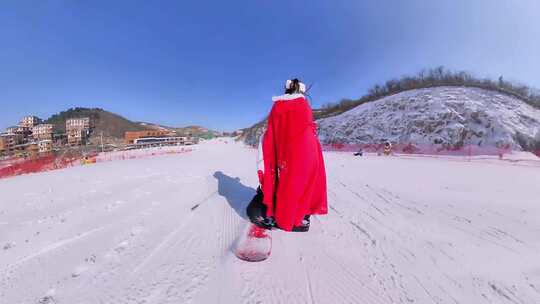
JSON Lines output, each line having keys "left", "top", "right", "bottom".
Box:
{"left": 247, "top": 79, "right": 328, "bottom": 232}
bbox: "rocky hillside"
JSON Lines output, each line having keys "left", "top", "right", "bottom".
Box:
{"left": 242, "top": 87, "right": 540, "bottom": 151}
{"left": 240, "top": 119, "right": 267, "bottom": 147}
{"left": 317, "top": 87, "right": 540, "bottom": 150}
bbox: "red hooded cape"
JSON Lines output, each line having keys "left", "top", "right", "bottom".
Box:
{"left": 257, "top": 93, "right": 328, "bottom": 231}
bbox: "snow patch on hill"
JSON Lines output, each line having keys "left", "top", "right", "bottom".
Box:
{"left": 317, "top": 87, "right": 540, "bottom": 150}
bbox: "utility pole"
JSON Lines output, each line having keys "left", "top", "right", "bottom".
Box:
{"left": 100, "top": 132, "right": 104, "bottom": 153}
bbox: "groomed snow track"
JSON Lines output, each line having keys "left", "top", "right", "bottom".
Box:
{"left": 1, "top": 139, "right": 540, "bottom": 304}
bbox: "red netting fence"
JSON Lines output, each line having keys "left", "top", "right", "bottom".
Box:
{"left": 0, "top": 146, "right": 194, "bottom": 179}
{"left": 321, "top": 143, "right": 540, "bottom": 167}
{"left": 0, "top": 155, "right": 81, "bottom": 179}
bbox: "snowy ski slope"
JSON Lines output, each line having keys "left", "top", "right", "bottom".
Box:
{"left": 317, "top": 87, "right": 540, "bottom": 149}
{"left": 1, "top": 139, "right": 540, "bottom": 303}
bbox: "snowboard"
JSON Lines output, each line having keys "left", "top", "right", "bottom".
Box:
{"left": 233, "top": 222, "right": 272, "bottom": 262}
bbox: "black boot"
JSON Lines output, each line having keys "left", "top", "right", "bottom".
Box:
{"left": 246, "top": 187, "right": 274, "bottom": 229}
{"left": 292, "top": 215, "right": 311, "bottom": 232}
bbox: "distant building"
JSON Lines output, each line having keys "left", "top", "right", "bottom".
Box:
{"left": 185, "top": 137, "right": 199, "bottom": 145}
{"left": 125, "top": 130, "right": 171, "bottom": 144}
{"left": 0, "top": 134, "right": 23, "bottom": 155}
{"left": 32, "top": 124, "right": 54, "bottom": 141}
{"left": 67, "top": 128, "right": 87, "bottom": 146}
{"left": 38, "top": 140, "right": 53, "bottom": 153}
{"left": 15, "top": 126, "right": 32, "bottom": 138}
{"left": 6, "top": 126, "right": 17, "bottom": 135}
{"left": 66, "top": 117, "right": 92, "bottom": 146}
{"left": 126, "top": 135, "right": 198, "bottom": 149}
{"left": 0, "top": 135, "right": 6, "bottom": 154}
{"left": 12, "top": 142, "right": 39, "bottom": 158}
{"left": 133, "top": 136, "right": 187, "bottom": 146}
{"left": 20, "top": 115, "right": 41, "bottom": 128}
{"left": 66, "top": 117, "right": 91, "bottom": 130}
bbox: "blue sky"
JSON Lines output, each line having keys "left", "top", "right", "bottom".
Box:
{"left": 1, "top": 0, "right": 539, "bottom": 131}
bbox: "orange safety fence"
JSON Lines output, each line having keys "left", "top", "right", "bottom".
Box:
{"left": 0, "top": 155, "right": 81, "bottom": 179}
{"left": 0, "top": 146, "right": 194, "bottom": 179}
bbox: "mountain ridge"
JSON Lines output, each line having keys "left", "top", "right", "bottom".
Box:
{"left": 45, "top": 107, "right": 218, "bottom": 140}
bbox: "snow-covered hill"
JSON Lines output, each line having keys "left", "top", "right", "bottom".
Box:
{"left": 1, "top": 139, "right": 540, "bottom": 303}
{"left": 318, "top": 87, "right": 540, "bottom": 150}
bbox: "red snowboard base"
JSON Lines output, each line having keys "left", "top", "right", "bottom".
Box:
{"left": 234, "top": 223, "right": 272, "bottom": 262}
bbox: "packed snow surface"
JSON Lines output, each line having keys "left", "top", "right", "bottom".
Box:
{"left": 317, "top": 87, "right": 540, "bottom": 149}
{"left": 1, "top": 139, "right": 540, "bottom": 303}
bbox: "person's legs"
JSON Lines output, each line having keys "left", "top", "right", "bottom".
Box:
{"left": 246, "top": 187, "right": 274, "bottom": 229}
{"left": 247, "top": 187, "right": 311, "bottom": 232}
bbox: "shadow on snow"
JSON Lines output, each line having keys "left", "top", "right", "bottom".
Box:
{"left": 213, "top": 171, "right": 255, "bottom": 220}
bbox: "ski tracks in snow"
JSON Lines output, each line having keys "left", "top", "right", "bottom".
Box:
{"left": 323, "top": 162, "right": 540, "bottom": 304}
{"left": 2, "top": 140, "right": 540, "bottom": 303}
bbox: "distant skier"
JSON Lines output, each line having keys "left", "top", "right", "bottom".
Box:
{"left": 247, "top": 79, "right": 328, "bottom": 232}
{"left": 383, "top": 142, "right": 393, "bottom": 156}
